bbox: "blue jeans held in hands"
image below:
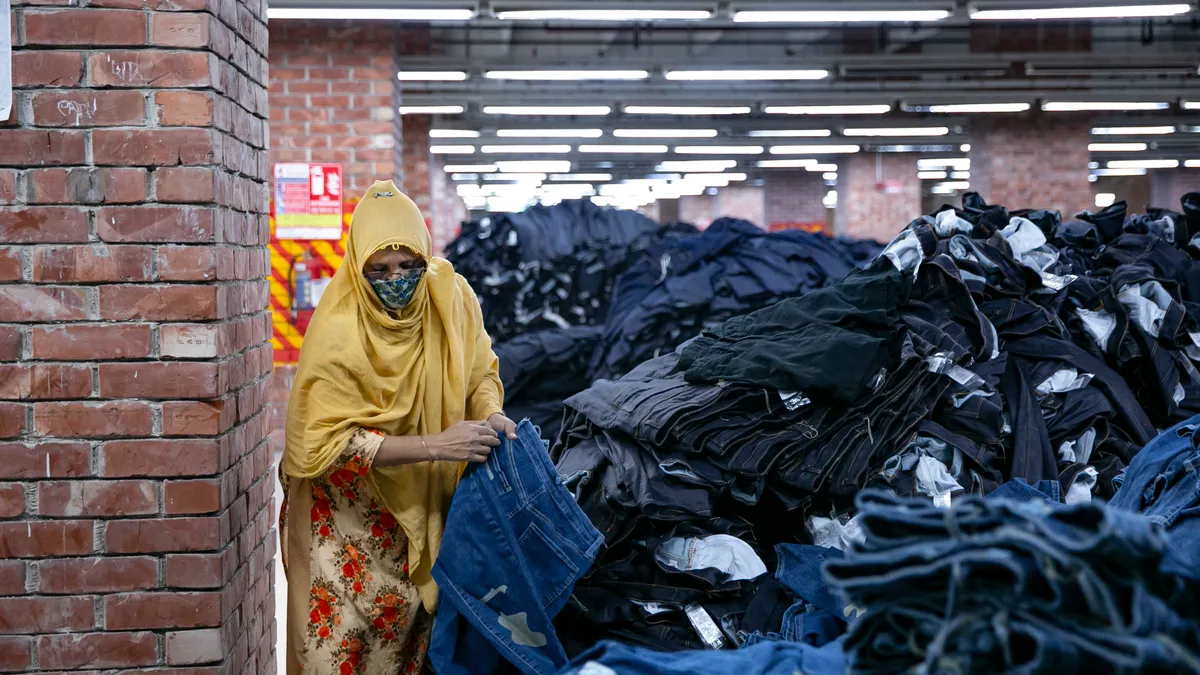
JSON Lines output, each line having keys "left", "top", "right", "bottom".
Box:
{"left": 1110, "top": 412, "right": 1200, "bottom": 579}
{"left": 429, "top": 420, "right": 604, "bottom": 675}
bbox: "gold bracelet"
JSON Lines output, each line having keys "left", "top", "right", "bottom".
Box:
{"left": 420, "top": 436, "right": 433, "bottom": 462}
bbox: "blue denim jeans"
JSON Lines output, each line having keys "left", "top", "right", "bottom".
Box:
{"left": 1109, "top": 413, "right": 1200, "bottom": 579}
{"left": 987, "top": 477, "right": 1061, "bottom": 503}
{"left": 559, "top": 638, "right": 846, "bottom": 675}
{"left": 429, "top": 420, "right": 604, "bottom": 675}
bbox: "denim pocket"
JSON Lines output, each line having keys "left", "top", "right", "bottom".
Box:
{"left": 517, "top": 521, "right": 581, "bottom": 609}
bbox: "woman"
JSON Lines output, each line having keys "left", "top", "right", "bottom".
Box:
{"left": 280, "top": 180, "right": 518, "bottom": 675}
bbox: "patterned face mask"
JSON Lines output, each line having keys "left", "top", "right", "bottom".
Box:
{"left": 368, "top": 268, "right": 425, "bottom": 310}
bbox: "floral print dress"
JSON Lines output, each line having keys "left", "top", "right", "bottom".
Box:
{"left": 281, "top": 429, "right": 432, "bottom": 675}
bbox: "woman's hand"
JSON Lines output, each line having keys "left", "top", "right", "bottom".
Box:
{"left": 427, "top": 421, "right": 501, "bottom": 463}
{"left": 487, "top": 413, "right": 519, "bottom": 440}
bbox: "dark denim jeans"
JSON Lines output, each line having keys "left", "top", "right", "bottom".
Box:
{"left": 1110, "top": 412, "right": 1200, "bottom": 580}
{"left": 429, "top": 420, "right": 604, "bottom": 675}
{"left": 557, "top": 638, "right": 846, "bottom": 675}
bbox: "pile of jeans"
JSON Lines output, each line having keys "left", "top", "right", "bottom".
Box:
{"left": 447, "top": 200, "right": 696, "bottom": 342}
{"left": 495, "top": 325, "right": 604, "bottom": 440}
{"left": 824, "top": 491, "right": 1200, "bottom": 674}
{"left": 550, "top": 192, "right": 1200, "bottom": 654}
{"left": 589, "top": 218, "right": 882, "bottom": 380}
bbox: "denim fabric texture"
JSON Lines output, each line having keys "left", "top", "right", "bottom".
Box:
{"left": 429, "top": 419, "right": 603, "bottom": 675}
{"left": 557, "top": 638, "right": 847, "bottom": 675}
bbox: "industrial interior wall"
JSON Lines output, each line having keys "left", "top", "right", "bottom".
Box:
{"left": 0, "top": 2, "right": 276, "bottom": 673}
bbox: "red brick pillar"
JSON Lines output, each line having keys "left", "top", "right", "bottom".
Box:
{"left": 834, "top": 154, "right": 920, "bottom": 242}
{"left": 765, "top": 170, "right": 830, "bottom": 231}
{"left": 1151, "top": 169, "right": 1196, "bottom": 211}
{"left": 969, "top": 114, "right": 1092, "bottom": 217}
{"left": 1, "top": 3, "right": 275, "bottom": 674}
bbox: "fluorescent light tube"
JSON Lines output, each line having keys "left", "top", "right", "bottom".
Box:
{"left": 484, "top": 106, "right": 611, "bottom": 116}
{"left": 808, "top": 163, "right": 839, "bottom": 172}
{"left": 486, "top": 70, "right": 648, "bottom": 81}
{"left": 734, "top": 10, "right": 951, "bottom": 23}
{"left": 443, "top": 164, "right": 497, "bottom": 173}
{"left": 625, "top": 106, "right": 752, "bottom": 115}
{"left": 918, "top": 171, "right": 948, "bottom": 180}
{"left": 756, "top": 159, "right": 818, "bottom": 168}
{"left": 1092, "top": 126, "right": 1176, "bottom": 135}
{"left": 614, "top": 129, "right": 718, "bottom": 138}
{"left": 1185, "top": 102, "right": 1200, "bottom": 110}
{"left": 665, "top": 70, "right": 828, "bottom": 81}
{"left": 430, "top": 145, "right": 475, "bottom": 154}
{"left": 1107, "top": 159, "right": 1179, "bottom": 169}
{"left": 938, "top": 181, "right": 971, "bottom": 190}
{"left": 765, "top": 104, "right": 891, "bottom": 115}
{"left": 683, "top": 172, "right": 749, "bottom": 182}
{"left": 496, "top": 9, "right": 712, "bottom": 21}
{"left": 656, "top": 160, "right": 738, "bottom": 172}
{"left": 481, "top": 145, "right": 572, "bottom": 154}
{"left": 1042, "top": 101, "right": 1169, "bottom": 112}
{"left": 769, "top": 145, "right": 860, "bottom": 154}
{"left": 497, "top": 161, "right": 572, "bottom": 173}
{"left": 926, "top": 103, "right": 1031, "bottom": 113}
{"left": 748, "top": 130, "right": 832, "bottom": 138}
{"left": 1091, "top": 168, "right": 1148, "bottom": 176}
{"left": 549, "top": 174, "right": 613, "bottom": 182}
{"left": 1186, "top": 160, "right": 1200, "bottom": 168}
{"left": 497, "top": 129, "right": 603, "bottom": 138}
{"left": 843, "top": 127, "right": 949, "bottom": 137}
{"left": 1088, "top": 143, "right": 1148, "bottom": 152}
{"left": 268, "top": 8, "right": 474, "bottom": 20}
{"left": 918, "top": 158, "right": 970, "bottom": 170}
{"left": 1096, "top": 193, "right": 1117, "bottom": 208}
{"left": 951, "top": 172, "right": 970, "bottom": 179}
{"left": 971, "top": 4, "right": 1190, "bottom": 20}
{"left": 484, "top": 173, "right": 546, "bottom": 182}
{"left": 579, "top": 145, "right": 669, "bottom": 153}
{"left": 961, "top": 144, "right": 972, "bottom": 152}
{"left": 399, "top": 106, "right": 464, "bottom": 114}
{"left": 675, "top": 146, "right": 764, "bottom": 155}
{"left": 822, "top": 172, "right": 838, "bottom": 180}
{"left": 430, "top": 129, "right": 480, "bottom": 138}
{"left": 396, "top": 71, "right": 468, "bottom": 81}
{"left": 450, "top": 174, "right": 479, "bottom": 181}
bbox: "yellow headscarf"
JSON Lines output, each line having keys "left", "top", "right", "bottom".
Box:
{"left": 283, "top": 180, "right": 503, "bottom": 611}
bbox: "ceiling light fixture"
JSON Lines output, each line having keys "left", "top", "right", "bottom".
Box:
{"left": 497, "top": 129, "right": 603, "bottom": 138}
{"left": 822, "top": 172, "right": 838, "bottom": 181}
{"left": 485, "top": 70, "right": 649, "bottom": 81}
{"left": 765, "top": 104, "right": 891, "bottom": 115}
{"left": 926, "top": 103, "right": 1031, "bottom": 113}
{"left": 1091, "top": 126, "right": 1177, "bottom": 135}
{"left": 430, "top": 145, "right": 476, "bottom": 154}
{"left": 1091, "top": 168, "right": 1149, "bottom": 176}
{"left": 748, "top": 130, "right": 832, "bottom": 138}
{"left": 664, "top": 70, "right": 828, "bottom": 81}
{"left": 843, "top": 127, "right": 949, "bottom": 137}
{"left": 625, "top": 105, "right": 752, "bottom": 116}
{"left": 769, "top": 145, "right": 861, "bottom": 154}
{"left": 443, "top": 164, "right": 497, "bottom": 173}
{"left": 675, "top": 146, "right": 764, "bottom": 155}
{"left": 1186, "top": 160, "right": 1200, "bottom": 168}
{"left": 1088, "top": 142, "right": 1149, "bottom": 152}
{"left": 495, "top": 9, "right": 712, "bottom": 21}
{"left": 481, "top": 145, "right": 572, "bottom": 154}
{"left": 917, "top": 158, "right": 971, "bottom": 170}
{"left": 268, "top": 7, "right": 474, "bottom": 20}
{"left": 808, "top": 163, "right": 839, "bottom": 172}
{"left": 1185, "top": 102, "right": 1200, "bottom": 110}
{"left": 1106, "top": 159, "right": 1180, "bottom": 169}
{"left": 734, "top": 10, "right": 951, "bottom": 23}
{"left": 430, "top": 129, "right": 480, "bottom": 138}
{"left": 970, "top": 4, "right": 1190, "bottom": 20}
{"left": 1042, "top": 101, "right": 1169, "bottom": 112}
{"left": 683, "top": 172, "right": 749, "bottom": 182}
{"left": 396, "top": 71, "right": 468, "bottom": 81}
{"left": 579, "top": 145, "right": 670, "bottom": 153}
{"left": 756, "top": 159, "right": 819, "bottom": 168}
{"left": 497, "top": 161, "right": 572, "bottom": 173}
{"left": 938, "top": 181, "right": 972, "bottom": 190}
{"left": 484, "top": 106, "right": 611, "bottom": 116}
{"left": 399, "top": 105, "right": 465, "bottom": 114}
{"left": 656, "top": 160, "right": 738, "bottom": 172}
{"left": 614, "top": 129, "right": 718, "bottom": 138}
{"left": 918, "top": 171, "right": 949, "bottom": 180}
{"left": 549, "top": 173, "right": 613, "bottom": 182}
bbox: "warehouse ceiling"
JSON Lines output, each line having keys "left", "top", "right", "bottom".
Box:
{"left": 270, "top": 0, "right": 1200, "bottom": 208}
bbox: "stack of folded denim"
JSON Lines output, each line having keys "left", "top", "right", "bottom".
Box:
{"left": 494, "top": 325, "right": 605, "bottom": 440}
{"left": 824, "top": 491, "right": 1200, "bottom": 674}
{"left": 551, "top": 192, "right": 1200, "bottom": 654}
{"left": 447, "top": 200, "right": 697, "bottom": 342}
{"left": 589, "top": 218, "right": 883, "bottom": 380}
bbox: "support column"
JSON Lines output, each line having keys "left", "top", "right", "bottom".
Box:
{"left": 1151, "top": 169, "right": 1197, "bottom": 212}
{"left": 1, "top": 3, "right": 275, "bottom": 673}
{"left": 969, "top": 114, "right": 1091, "bottom": 217}
{"left": 764, "top": 170, "right": 830, "bottom": 232}
{"left": 834, "top": 154, "right": 920, "bottom": 242}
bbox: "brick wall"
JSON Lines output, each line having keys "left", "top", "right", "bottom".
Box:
{"left": 969, "top": 114, "right": 1091, "bottom": 217}
{"left": 268, "top": 21, "right": 396, "bottom": 196}
{"left": 765, "top": 170, "right": 828, "bottom": 227}
{"left": 1, "top": 3, "right": 275, "bottom": 674}
{"left": 835, "top": 154, "right": 919, "bottom": 242}
{"left": 679, "top": 187, "right": 766, "bottom": 228}
{"left": 1151, "top": 169, "right": 1197, "bottom": 212}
